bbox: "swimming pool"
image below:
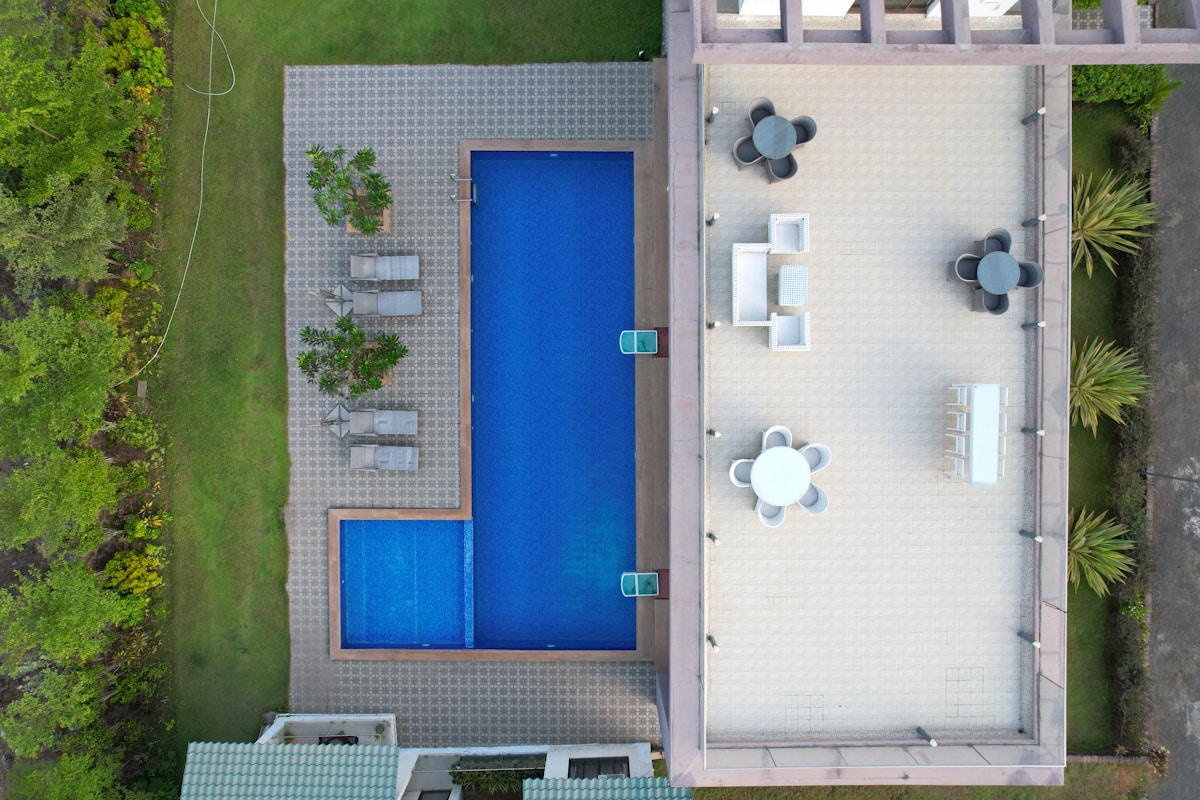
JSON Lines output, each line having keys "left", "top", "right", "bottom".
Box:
{"left": 337, "top": 149, "right": 638, "bottom": 651}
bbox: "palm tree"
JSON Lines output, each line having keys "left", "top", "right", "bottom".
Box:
{"left": 1068, "top": 508, "right": 1135, "bottom": 596}
{"left": 1070, "top": 337, "right": 1150, "bottom": 434}
{"left": 1072, "top": 169, "right": 1156, "bottom": 278}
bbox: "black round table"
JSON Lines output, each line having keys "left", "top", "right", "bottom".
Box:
{"left": 752, "top": 116, "right": 797, "bottom": 160}
{"left": 978, "top": 251, "right": 1020, "bottom": 295}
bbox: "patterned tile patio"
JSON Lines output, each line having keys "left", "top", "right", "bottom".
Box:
{"left": 282, "top": 64, "right": 660, "bottom": 746}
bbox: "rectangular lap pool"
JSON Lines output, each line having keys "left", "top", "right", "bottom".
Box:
{"left": 336, "top": 148, "right": 639, "bottom": 652}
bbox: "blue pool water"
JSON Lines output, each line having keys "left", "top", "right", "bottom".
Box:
{"left": 339, "top": 150, "right": 637, "bottom": 650}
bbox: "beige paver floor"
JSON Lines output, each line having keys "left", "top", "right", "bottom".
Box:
{"left": 702, "top": 64, "right": 1038, "bottom": 742}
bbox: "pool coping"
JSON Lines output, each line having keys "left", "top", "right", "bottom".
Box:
{"left": 327, "top": 138, "right": 656, "bottom": 663}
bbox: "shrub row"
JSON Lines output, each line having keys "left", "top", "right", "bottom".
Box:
{"left": 0, "top": 0, "right": 176, "bottom": 797}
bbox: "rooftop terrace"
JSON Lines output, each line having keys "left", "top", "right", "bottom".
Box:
{"left": 703, "top": 64, "right": 1038, "bottom": 743}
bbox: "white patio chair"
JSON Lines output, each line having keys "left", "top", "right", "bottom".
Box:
{"left": 768, "top": 213, "right": 810, "bottom": 254}
{"left": 948, "top": 384, "right": 969, "bottom": 406}
{"left": 798, "top": 442, "right": 831, "bottom": 473}
{"left": 768, "top": 312, "right": 810, "bottom": 352}
{"left": 762, "top": 425, "right": 793, "bottom": 451}
{"left": 755, "top": 497, "right": 786, "bottom": 528}
{"left": 945, "top": 433, "right": 967, "bottom": 456}
{"left": 946, "top": 455, "right": 966, "bottom": 479}
{"left": 729, "top": 459, "right": 754, "bottom": 488}
{"left": 946, "top": 411, "right": 968, "bottom": 432}
{"left": 798, "top": 483, "right": 829, "bottom": 515}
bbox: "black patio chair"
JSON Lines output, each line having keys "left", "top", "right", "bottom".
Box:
{"left": 1017, "top": 260, "right": 1044, "bottom": 289}
{"left": 972, "top": 287, "right": 1010, "bottom": 315}
{"left": 747, "top": 96, "right": 775, "bottom": 126}
{"left": 732, "top": 135, "right": 764, "bottom": 170}
{"left": 953, "top": 253, "right": 981, "bottom": 283}
{"left": 791, "top": 115, "right": 817, "bottom": 146}
{"left": 765, "top": 154, "right": 798, "bottom": 184}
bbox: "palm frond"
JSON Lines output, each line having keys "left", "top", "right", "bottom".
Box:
{"left": 1071, "top": 170, "right": 1156, "bottom": 278}
{"left": 1068, "top": 508, "right": 1136, "bottom": 596}
{"left": 1070, "top": 337, "right": 1150, "bottom": 434}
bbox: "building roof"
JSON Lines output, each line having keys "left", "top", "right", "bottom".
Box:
{"left": 523, "top": 777, "right": 691, "bottom": 800}
{"left": 180, "top": 742, "right": 401, "bottom": 800}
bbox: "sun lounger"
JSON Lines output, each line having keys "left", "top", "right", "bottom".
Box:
{"left": 326, "top": 284, "right": 422, "bottom": 317}
{"left": 349, "top": 445, "right": 419, "bottom": 471}
{"left": 349, "top": 409, "right": 417, "bottom": 436}
{"left": 350, "top": 254, "right": 419, "bottom": 280}
{"left": 325, "top": 405, "right": 418, "bottom": 437}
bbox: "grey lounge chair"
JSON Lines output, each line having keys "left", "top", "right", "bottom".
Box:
{"left": 325, "top": 405, "right": 418, "bottom": 437}
{"left": 350, "top": 444, "right": 418, "bottom": 471}
{"left": 1017, "top": 260, "right": 1044, "bottom": 289}
{"left": 732, "top": 136, "right": 763, "bottom": 170}
{"left": 981, "top": 227, "right": 1013, "bottom": 254}
{"left": 791, "top": 116, "right": 817, "bottom": 146}
{"left": 350, "top": 409, "right": 418, "bottom": 437}
{"left": 972, "top": 287, "right": 1010, "bottom": 315}
{"left": 954, "top": 253, "right": 981, "bottom": 283}
{"left": 326, "top": 284, "right": 422, "bottom": 317}
{"left": 755, "top": 498, "right": 786, "bottom": 528}
{"left": 350, "top": 254, "right": 419, "bottom": 281}
{"left": 748, "top": 96, "right": 775, "bottom": 126}
{"left": 766, "top": 154, "right": 798, "bottom": 184}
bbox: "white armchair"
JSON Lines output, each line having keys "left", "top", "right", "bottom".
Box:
{"left": 768, "top": 213, "right": 809, "bottom": 254}
{"left": 769, "top": 312, "right": 810, "bottom": 352}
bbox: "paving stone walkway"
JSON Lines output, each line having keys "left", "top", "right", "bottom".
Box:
{"left": 282, "top": 64, "right": 660, "bottom": 747}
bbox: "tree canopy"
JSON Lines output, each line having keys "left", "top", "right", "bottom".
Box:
{"left": 0, "top": 300, "right": 129, "bottom": 458}
{"left": 0, "top": 560, "right": 141, "bottom": 676}
{"left": 0, "top": 447, "right": 122, "bottom": 555}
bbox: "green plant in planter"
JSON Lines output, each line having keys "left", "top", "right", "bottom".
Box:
{"left": 305, "top": 144, "right": 393, "bottom": 234}
{"left": 1068, "top": 507, "right": 1135, "bottom": 596}
{"left": 1070, "top": 337, "right": 1149, "bottom": 434}
{"left": 1071, "top": 169, "right": 1155, "bottom": 278}
{"left": 297, "top": 316, "right": 407, "bottom": 399}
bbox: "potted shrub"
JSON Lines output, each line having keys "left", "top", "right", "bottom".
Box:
{"left": 297, "top": 316, "right": 407, "bottom": 399}
{"left": 305, "top": 144, "right": 393, "bottom": 234}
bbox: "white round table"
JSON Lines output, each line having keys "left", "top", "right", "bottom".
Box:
{"left": 750, "top": 446, "right": 812, "bottom": 506}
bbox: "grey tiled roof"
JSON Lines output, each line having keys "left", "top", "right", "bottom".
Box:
{"left": 524, "top": 778, "right": 692, "bottom": 800}
{"left": 180, "top": 743, "right": 400, "bottom": 800}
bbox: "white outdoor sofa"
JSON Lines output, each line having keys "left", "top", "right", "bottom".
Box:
{"left": 732, "top": 243, "right": 771, "bottom": 326}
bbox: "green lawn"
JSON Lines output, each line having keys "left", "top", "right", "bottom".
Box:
{"left": 694, "top": 763, "right": 1150, "bottom": 800}
{"left": 1059, "top": 101, "right": 1134, "bottom": 753}
{"left": 1071, "top": 102, "right": 1129, "bottom": 178}
{"left": 159, "top": 0, "right": 662, "bottom": 759}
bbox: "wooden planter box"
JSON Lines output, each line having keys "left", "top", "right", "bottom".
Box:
{"left": 346, "top": 190, "right": 392, "bottom": 234}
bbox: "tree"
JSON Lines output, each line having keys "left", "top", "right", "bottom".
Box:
{"left": 305, "top": 144, "right": 392, "bottom": 234}
{"left": 1070, "top": 337, "right": 1150, "bottom": 434}
{"left": 0, "top": 299, "right": 128, "bottom": 458}
{"left": 0, "top": 664, "right": 100, "bottom": 757}
{"left": 1072, "top": 170, "right": 1156, "bottom": 278}
{"left": 0, "top": 560, "right": 141, "bottom": 675}
{"left": 0, "top": 7, "right": 139, "bottom": 206}
{"left": 1068, "top": 508, "right": 1136, "bottom": 596}
{"left": 0, "top": 447, "right": 121, "bottom": 555}
{"left": 297, "top": 315, "right": 407, "bottom": 399}
{"left": 0, "top": 170, "right": 126, "bottom": 294}
{"left": 8, "top": 730, "right": 121, "bottom": 800}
